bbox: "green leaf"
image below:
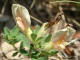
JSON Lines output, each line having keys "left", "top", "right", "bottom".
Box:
{"left": 12, "top": 26, "right": 19, "bottom": 32}
{"left": 41, "top": 49, "right": 58, "bottom": 56}
{"left": 36, "top": 37, "right": 43, "bottom": 43}
{"left": 15, "top": 34, "right": 30, "bottom": 48}
{"left": 3, "top": 26, "right": 20, "bottom": 44}
{"left": 38, "top": 57, "right": 48, "bottom": 60}
{"left": 34, "top": 25, "right": 40, "bottom": 34}
{"left": 15, "top": 34, "right": 24, "bottom": 41}
{"left": 4, "top": 27, "right": 10, "bottom": 35}
{"left": 29, "top": 44, "right": 41, "bottom": 58}
{"left": 10, "top": 26, "right": 19, "bottom": 35}
{"left": 22, "top": 38, "right": 30, "bottom": 48}
{"left": 12, "top": 52, "right": 18, "bottom": 56}
{"left": 19, "top": 42, "right": 28, "bottom": 55}
{"left": 3, "top": 25, "right": 30, "bottom": 46}
{"left": 31, "top": 33, "right": 37, "bottom": 40}
{"left": 30, "top": 26, "right": 34, "bottom": 33}
{"left": 20, "top": 42, "right": 24, "bottom": 50}
{"left": 40, "top": 34, "right": 51, "bottom": 45}
{"left": 3, "top": 27, "right": 10, "bottom": 41}
{"left": 31, "top": 51, "right": 41, "bottom": 58}
{"left": 30, "top": 25, "right": 40, "bottom": 34}
{"left": 31, "top": 56, "right": 48, "bottom": 60}
{"left": 45, "top": 34, "right": 52, "bottom": 42}
{"left": 48, "top": 49, "right": 58, "bottom": 55}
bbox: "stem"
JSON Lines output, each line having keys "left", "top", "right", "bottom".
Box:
{"left": 30, "top": 15, "right": 43, "bottom": 24}
{"left": 66, "top": 38, "right": 79, "bottom": 46}
{"left": 72, "top": 19, "right": 80, "bottom": 27}
{"left": 50, "top": 1, "right": 80, "bottom": 4}
{"left": 30, "top": 0, "right": 36, "bottom": 9}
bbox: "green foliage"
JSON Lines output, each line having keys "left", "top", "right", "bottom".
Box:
{"left": 3, "top": 25, "right": 58, "bottom": 60}
{"left": 4, "top": 26, "right": 30, "bottom": 57}
{"left": 29, "top": 44, "right": 41, "bottom": 58}
{"left": 31, "top": 56, "right": 48, "bottom": 60}
{"left": 19, "top": 42, "right": 29, "bottom": 56}
{"left": 34, "top": 25, "right": 40, "bottom": 34}
{"left": 31, "top": 33, "right": 37, "bottom": 40}
{"left": 4, "top": 26, "right": 19, "bottom": 44}
{"left": 3, "top": 26, "right": 30, "bottom": 48}
{"left": 44, "top": 34, "right": 52, "bottom": 43}
{"left": 39, "top": 34, "right": 52, "bottom": 46}
{"left": 31, "top": 25, "right": 40, "bottom": 34}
